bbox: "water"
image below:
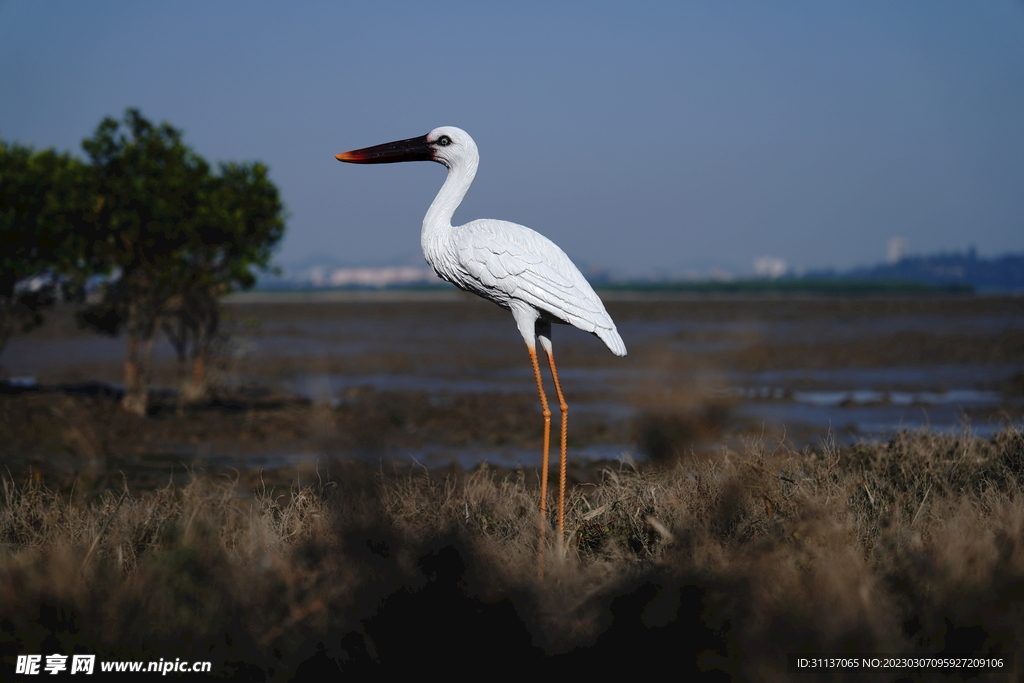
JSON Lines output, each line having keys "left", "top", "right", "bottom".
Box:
{"left": 4, "top": 294, "right": 1022, "bottom": 461}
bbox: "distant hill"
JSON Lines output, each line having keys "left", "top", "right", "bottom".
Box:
{"left": 599, "top": 279, "right": 972, "bottom": 295}
{"left": 804, "top": 249, "right": 1024, "bottom": 293}
{"left": 598, "top": 249, "right": 1022, "bottom": 295}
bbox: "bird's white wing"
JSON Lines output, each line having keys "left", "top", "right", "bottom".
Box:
{"left": 445, "top": 219, "right": 626, "bottom": 355}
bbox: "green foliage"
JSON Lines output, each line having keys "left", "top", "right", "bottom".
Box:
{"left": 82, "top": 109, "right": 210, "bottom": 274}
{"left": 2, "top": 109, "right": 286, "bottom": 411}
{"left": 76, "top": 109, "right": 284, "bottom": 304}
{"left": 0, "top": 139, "right": 95, "bottom": 353}
{"left": 74, "top": 109, "right": 286, "bottom": 410}
{"left": 198, "top": 160, "right": 286, "bottom": 292}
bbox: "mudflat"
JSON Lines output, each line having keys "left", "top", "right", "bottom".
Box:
{"left": 2, "top": 293, "right": 1021, "bottom": 489}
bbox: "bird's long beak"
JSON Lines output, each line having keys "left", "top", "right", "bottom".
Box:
{"left": 335, "top": 134, "right": 433, "bottom": 164}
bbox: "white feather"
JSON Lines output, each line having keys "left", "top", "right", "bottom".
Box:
{"left": 416, "top": 127, "right": 626, "bottom": 357}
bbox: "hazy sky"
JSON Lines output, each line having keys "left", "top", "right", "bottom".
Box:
{"left": 2, "top": 1, "right": 1022, "bottom": 276}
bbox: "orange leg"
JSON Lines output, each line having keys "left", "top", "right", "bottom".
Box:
{"left": 544, "top": 348, "right": 569, "bottom": 538}
{"left": 527, "top": 345, "right": 551, "bottom": 576}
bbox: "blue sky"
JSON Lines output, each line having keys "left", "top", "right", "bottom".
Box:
{"left": 2, "top": 1, "right": 1022, "bottom": 277}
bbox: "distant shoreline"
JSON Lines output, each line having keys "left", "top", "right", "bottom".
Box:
{"left": 227, "top": 281, "right": 986, "bottom": 304}
{"left": 224, "top": 289, "right": 472, "bottom": 304}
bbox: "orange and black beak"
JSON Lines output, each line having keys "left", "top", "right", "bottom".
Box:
{"left": 335, "top": 134, "right": 433, "bottom": 164}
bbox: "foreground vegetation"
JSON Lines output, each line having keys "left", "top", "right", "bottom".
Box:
{"left": 1, "top": 428, "right": 1022, "bottom": 680}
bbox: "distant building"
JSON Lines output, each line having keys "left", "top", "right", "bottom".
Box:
{"left": 752, "top": 256, "right": 788, "bottom": 279}
{"left": 887, "top": 237, "right": 907, "bottom": 264}
{"left": 327, "top": 266, "right": 440, "bottom": 288}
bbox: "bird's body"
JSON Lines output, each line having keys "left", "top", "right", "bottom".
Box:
{"left": 429, "top": 219, "right": 626, "bottom": 360}
{"left": 336, "top": 126, "right": 625, "bottom": 567}
{"left": 409, "top": 127, "right": 625, "bottom": 358}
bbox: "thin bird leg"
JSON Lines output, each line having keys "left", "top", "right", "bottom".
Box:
{"left": 543, "top": 346, "right": 569, "bottom": 539}
{"left": 527, "top": 345, "right": 552, "bottom": 572}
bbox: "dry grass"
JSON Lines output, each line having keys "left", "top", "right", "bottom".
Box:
{"left": 2, "top": 428, "right": 1023, "bottom": 679}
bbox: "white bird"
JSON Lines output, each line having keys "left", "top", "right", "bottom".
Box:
{"left": 336, "top": 126, "right": 626, "bottom": 556}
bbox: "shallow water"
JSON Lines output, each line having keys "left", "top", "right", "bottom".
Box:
{"left": 4, "top": 294, "right": 1023, "bottom": 462}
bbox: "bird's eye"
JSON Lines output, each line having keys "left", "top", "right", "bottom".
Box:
{"left": 437, "top": 135, "right": 452, "bottom": 146}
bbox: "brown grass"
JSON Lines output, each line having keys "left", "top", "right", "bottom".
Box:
{"left": 2, "top": 428, "right": 1023, "bottom": 679}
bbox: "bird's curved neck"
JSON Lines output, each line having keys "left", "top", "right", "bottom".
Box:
{"left": 422, "top": 152, "right": 478, "bottom": 251}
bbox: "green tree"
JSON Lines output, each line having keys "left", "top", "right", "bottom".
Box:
{"left": 78, "top": 109, "right": 285, "bottom": 413}
{"left": 0, "top": 139, "right": 96, "bottom": 359}
{"left": 78, "top": 110, "right": 211, "bottom": 414}
{"left": 163, "top": 161, "right": 285, "bottom": 401}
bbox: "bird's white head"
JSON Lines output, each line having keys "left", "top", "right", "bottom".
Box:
{"left": 423, "top": 126, "right": 477, "bottom": 170}
{"left": 335, "top": 126, "right": 478, "bottom": 172}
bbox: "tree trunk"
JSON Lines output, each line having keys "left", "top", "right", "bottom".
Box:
{"left": 182, "top": 293, "right": 219, "bottom": 403}
{"left": 183, "top": 345, "right": 208, "bottom": 402}
{"left": 121, "top": 331, "right": 148, "bottom": 416}
{"left": 0, "top": 296, "right": 15, "bottom": 362}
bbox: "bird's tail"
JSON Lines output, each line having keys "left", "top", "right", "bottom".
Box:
{"left": 597, "top": 327, "right": 627, "bottom": 357}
